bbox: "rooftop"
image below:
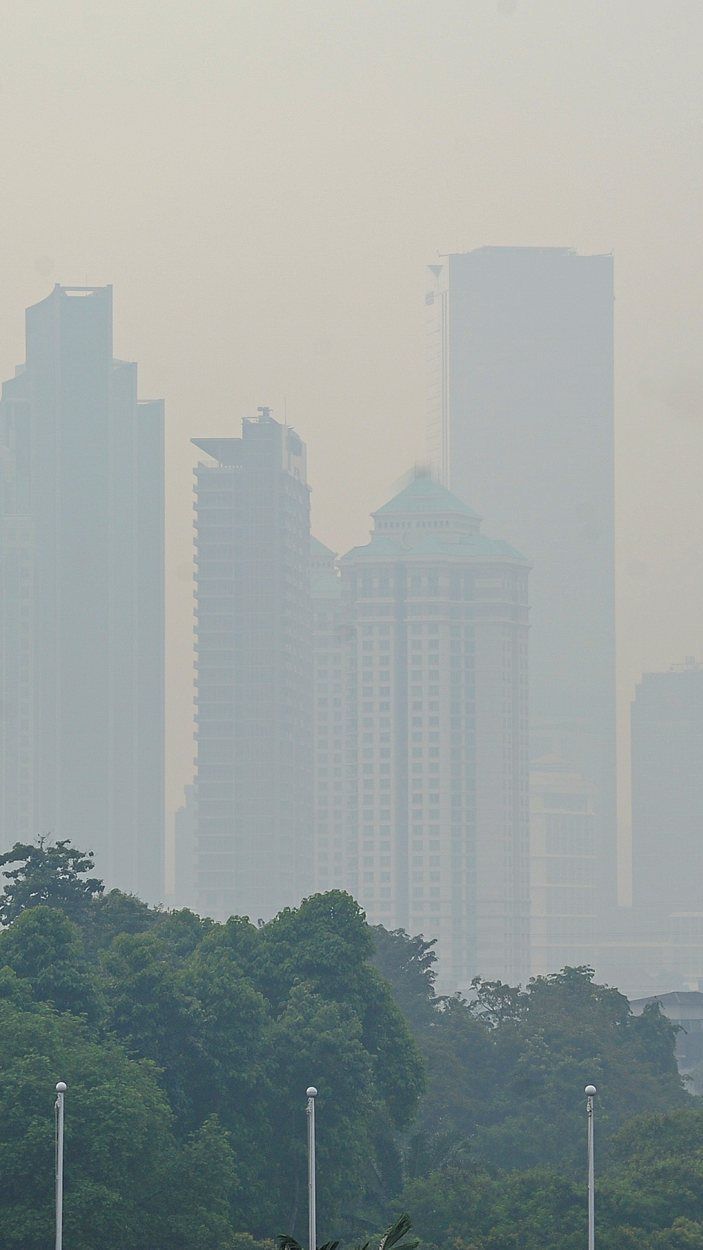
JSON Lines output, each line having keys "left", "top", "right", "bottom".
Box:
{"left": 373, "top": 473, "right": 481, "bottom": 521}
{"left": 342, "top": 470, "right": 526, "bottom": 565}
{"left": 340, "top": 530, "right": 525, "bottom": 564}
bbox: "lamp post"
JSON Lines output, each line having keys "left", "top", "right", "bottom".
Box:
{"left": 55, "top": 1081, "right": 67, "bottom": 1250}
{"left": 585, "top": 1084, "right": 597, "bottom": 1250}
{"left": 306, "top": 1086, "right": 317, "bottom": 1250}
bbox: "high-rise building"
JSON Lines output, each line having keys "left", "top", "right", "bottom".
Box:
{"left": 0, "top": 284, "right": 164, "bottom": 900}
{"left": 426, "top": 247, "right": 616, "bottom": 911}
{"left": 339, "top": 470, "right": 530, "bottom": 990}
{"left": 590, "top": 659, "right": 703, "bottom": 997}
{"left": 529, "top": 756, "right": 597, "bottom": 976}
{"left": 310, "top": 537, "right": 352, "bottom": 896}
{"left": 193, "top": 410, "right": 312, "bottom": 921}
{"left": 632, "top": 660, "right": 703, "bottom": 917}
{"left": 173, "top": 784, "right": 197, "bottom": 911}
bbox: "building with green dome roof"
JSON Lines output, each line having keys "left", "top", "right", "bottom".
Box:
{"left": 319, "top": 468, "right": 530, "bottom": 990}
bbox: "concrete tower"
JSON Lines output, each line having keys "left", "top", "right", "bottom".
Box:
{"left": 0, "top": 285, "right": 164, "bottom": 900}
{"left": 193, "top": 410, "right": 312, "bottom": 920}
{"left": 427, "top": 247, "right": 616, "bottom": 917}
{"left": 340, "top": 470, "right": 530, "bottom": 989}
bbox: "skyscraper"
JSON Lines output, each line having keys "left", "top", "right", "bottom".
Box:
{"left": 310, "top": 536, "right": 352, "bottom": 896}
{"left": 529, "top": 756, "right": 597, "bottom": 977}
{"left": 426, "top": 246, "right": 616, "bottom": 911}
{"left": 173, "top": 784, "right": 197, "bottom": 911}
{"left": 588, "top": 659, "right": 703, "bottom": 996}
{"left": 632, "top": 660, "right": 703, "bottom": 918}
{"left": 193, "top": 410, "right": 313, "bottom": 921}
{"left": 339, "top": 470, "right": 530, "bottom": 989}
{"left": 0, "top": 285, "right": 164, "bottom": 899}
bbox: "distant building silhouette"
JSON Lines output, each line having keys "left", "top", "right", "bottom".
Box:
{"left": 593, "top": 659, "right": 703, "bottom": 997}
{"left": 337, "top": 470, "right": 530, "bottom": 989}
{"left": 0, "top": 285, "right": 164, "bottom": 900}
{"left": 426, "top": 247, "right": 616, "bottom": 915}
{"left": 310, "top": 537, "right": 351, "bottom": 896}
{"left": 192, "top": 411, "right": 313, "bottom": 921}
{"left": 530, "top": 756, "right": 597, "bottom": 976}
{"left": 173, "top": 783, "right": 197, "bottom": 911}
{"left": 632, "top": 659, "right": 703, "bottom": 921}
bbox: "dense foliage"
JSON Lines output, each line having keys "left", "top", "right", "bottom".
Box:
{"left": 373, "top": 925, "right": 700, "bottom": 1248}
{"left": 0, "top": 837, "right": 104, "bottom": 925}
{"left": 0, "top": 840, "right": 701, "bottom": 1248}
{"left": 0, "top": 842, "right": 422, "bottom": 1248}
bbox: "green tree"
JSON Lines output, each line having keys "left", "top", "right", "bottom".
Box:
{"left": 0, "top": 838, "right": 103, "bottom": 926}
{"left": 407, "top": 967, "right": 687, "bottom": 1177}
{"left": 101, "top": 930, "right": 206, "bottom": 1126}
{"left": 153, "top": 906, "right": 215, "bottom": 960}
{"left": 254, "top": 891, "right": 375, "bottom": 1011}
{"left": 401, "top": 1105, "right": 703, "bottom": 1250}
{"left": 83, "top": 887, "right": 160, "bottom": 953}
{"left": 253, "top": 894, "right": 425, "bottom": 1234}
{"left": 269, "top": 982, "right": 377, "bottom": 1236}
{"left": 182, "top": 925, "right": 275, "bottom": 1227}
{"left": 371, "top": 927, "right": 439, "bottom": 1032}
{"left": 0, "top": 905, "right": 103, "bottom": 1021}
{"left": 172, "top": 1115, "right": 240, "bottom": 1250}
{"left": 0, "top": 995, "right": 237, "bottom": 1250}
{"left": 2, "top": 838, "right": 693, "bottom": 1250}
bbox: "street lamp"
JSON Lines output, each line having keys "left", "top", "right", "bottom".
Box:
{"left": 55, "top": 1081, "right": 67, "bottom": 1250}
{"left": 306, "top": 1087, "right": 318, "bottom": 1250}
{"left": 585, "top": 1084, "right": 597, "bottom": 1250}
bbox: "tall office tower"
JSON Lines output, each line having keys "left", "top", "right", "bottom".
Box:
{"left": 0, "top": 455, "right": 33, "bottom": 846}
{"left": 0, "top": 285, "right": 164, "bottom": 899}
{"left": 340, "top": 470, "right": 530, "bottom": 990}
{"left": 193, "top": 411, "right": 312, "bottom": 921}
{"left": 632, "top": 660, "right": 703, "bottom": 920}
{"left": 311, "top": 537, "right": 353, "bottom": 895}
{"left": 529, "top": 757, "right": 596, "bottom": 977}
{"left": 173, "top": 784, "right": 197, "bottom": 911}
{"left": 426, "top": 248, "right": 616, "bottom": 912}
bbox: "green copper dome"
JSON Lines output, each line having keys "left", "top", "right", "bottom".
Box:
{"left": 373, "top": 472, "right": 481, "bottom": 520}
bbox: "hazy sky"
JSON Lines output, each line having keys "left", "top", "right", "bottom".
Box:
{"left": 3, "top": 1, "right": 703, "bottom": 886}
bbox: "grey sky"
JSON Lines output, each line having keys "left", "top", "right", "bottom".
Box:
{"left": 3, "top": 1, "right": 703, "bottom": 884}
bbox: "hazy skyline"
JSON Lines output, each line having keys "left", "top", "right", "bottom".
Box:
{"left": 3, "top": 2, "right": 703, "bottom": 893}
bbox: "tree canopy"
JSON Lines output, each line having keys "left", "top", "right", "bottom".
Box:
{"left": 0, "top": 842, "right": 425, "bottom": 1242}
{"left": 0, "top": 837, "right": 697, "bottom": 1248}
{"left": 0, "top": 838, "right": 103, "bottom": 925}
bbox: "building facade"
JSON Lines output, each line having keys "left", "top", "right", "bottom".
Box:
{"left": 632, "top": 660, "right": 703, "bottom": 916}
{"left": 629, "top": 659, "right": 703, "bottom": 991}
{"left": 588, "top": 660, "right": 703, "bottom": 996}
{"left": 173, "top": 784, "right": 197, "bottom": 911}
{"left": 529, "top": 756, "right": 597, "bottom": 976}
{"left": 426, "top": 247, "right": 616, "bottom": 914}
{"left": 0, "top": 284, "right": 164, "bottom": 900}
{"left": 338, "top": 471, "right": 530, "bottom": 990}
{"left": 311, "top": 537, "right": 352, "bottom": 896}
{"left": 193, "top": 411, "right": 313, "bottom": 921}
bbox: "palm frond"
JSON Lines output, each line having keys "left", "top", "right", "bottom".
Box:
{"left": 277, "top": 1235, "right": 303, "bottom": 1250}
{"left": 379, "top": 1214, "right": 418, "bottom": 1250}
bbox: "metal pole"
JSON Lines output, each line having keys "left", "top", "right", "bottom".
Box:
{"left": 585, "top": 1084, "right": 597, "bottom": 1250}
{"left": 306, "top": 1086, "right": 317, "bottom": 1250}
{"left": 55, "top": 1081, "right": 67, "bottom": 1250}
